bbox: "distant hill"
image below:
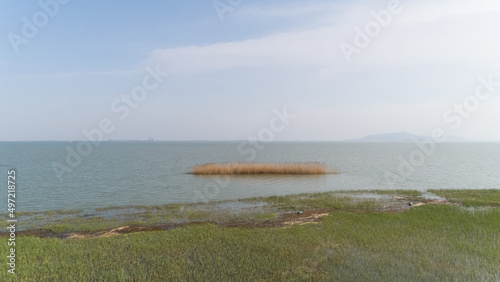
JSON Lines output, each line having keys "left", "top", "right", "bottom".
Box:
{"left": 346, "top": 132, "right": 472, "bottom": 142}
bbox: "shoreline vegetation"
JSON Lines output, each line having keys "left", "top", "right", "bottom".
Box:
{"left": 2, "top": 189, "right": 499, "bottom": 235}
{"left": 190, "top": 162, "right": 339, "bottom": 175}
{"left": 1, "top": 189, "right": 499, "bottom": 280}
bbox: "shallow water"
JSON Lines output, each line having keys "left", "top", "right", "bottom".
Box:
{"left": 1, "top": 141, "right": 499, "bottom": 212}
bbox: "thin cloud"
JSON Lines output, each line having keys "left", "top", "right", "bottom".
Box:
{"left": 401, "top": 0, "right": 500, "bottom": 23}
{"left": 144, "top": 26, "right": 344, "bottom": 75}
{"left": 144, "top": 0, "right": 500, "bottom": 76}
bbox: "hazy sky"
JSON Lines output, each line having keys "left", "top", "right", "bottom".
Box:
{"left": 1, "top": 0, "right": 500, "bottom": 141}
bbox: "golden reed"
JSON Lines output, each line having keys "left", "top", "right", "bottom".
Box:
{"left": 190, "top": 162, "right": 339, "bottom": 175}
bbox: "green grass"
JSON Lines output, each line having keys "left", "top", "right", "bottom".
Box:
{"left": 25, "top": 204, "right": 275, "bottom": 233}
{"left": 5, "top": 192, "right": 392, "bottom": 233}
{"left": 2, "top": 204, "right": 499, "bottom": 281}
{"left": 245, "top": 191, "right": 391, "bottom": 211}
{"left": 429, "top": 189, "right": 500, "bottom": 207}
{"left": 41, "top": 217, "right": 126, "bottom": 233}
{"left": 368, "top": 189, "right": 423, "bottom": 197}
{"left": 1, "top": 190, "right": 499, "bottom": 280}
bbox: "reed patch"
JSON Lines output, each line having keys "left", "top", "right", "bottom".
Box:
{"left": 190, "top": 162, "right": 339, "bottom": 175}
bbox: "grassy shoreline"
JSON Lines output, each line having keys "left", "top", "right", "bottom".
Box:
{"left": 2, "top": 189, "right": 499, "bottom": 234}
{"left": 2, "top": 189, "right": 422, "bottom": 234}
{"left": 2, "top": 189, "right": 499, "bottom": 281}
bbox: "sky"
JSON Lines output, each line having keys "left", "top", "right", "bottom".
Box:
{"left": 1, "top": 0, "right": 500, "bottom": 141}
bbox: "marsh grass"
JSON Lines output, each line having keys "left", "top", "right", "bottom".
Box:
{"left": 6, "top": 189, "right": 495, "bottom": 233}
{"left": 1, "top": 191, "right": 406, "bottom": 233}
{"left": 16, "top": 201, "right": 277, "bottom": 233}
{"left": 245, "top": 192, "right": 390, "bottom": 211}
{"left": 2, "top": 204, "right": 499, "bottom": 281}
{"left": 4, "top": 192, "right": 388, "bottom": 233}
{"left": 368, "top": 189, "right": 423, "bottom": 197}
{"left": 429, "top": 189, "right": 500, "bottom": 207}
{"left": 190, "top": 162, "right": 338, "bottom": 175}
{"left": 1, "top": 190, "right": 500, "bottom": 280}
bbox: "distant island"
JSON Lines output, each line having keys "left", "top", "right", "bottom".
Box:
{"left": 346, "top": 132, "right": 472, "bottom": 142}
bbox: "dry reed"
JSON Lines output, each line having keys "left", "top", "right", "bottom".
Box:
{"left": 190, "top": 162, "right": 339, "bottom": 175}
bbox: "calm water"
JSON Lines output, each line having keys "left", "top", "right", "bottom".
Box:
{"left": 1, "top": 141, "right": 499, "bottom": 212}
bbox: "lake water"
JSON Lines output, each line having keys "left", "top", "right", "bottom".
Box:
{"left": 1, "top": 141, "right": 499, "bottom": 212}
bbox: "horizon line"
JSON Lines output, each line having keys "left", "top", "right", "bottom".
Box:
{"left": 1, "top": 139, "right": 499, "bottom": 143}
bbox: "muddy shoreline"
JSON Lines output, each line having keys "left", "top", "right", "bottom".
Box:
{"left": 0, "top": 196, "right": 450, "bottom": 239}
